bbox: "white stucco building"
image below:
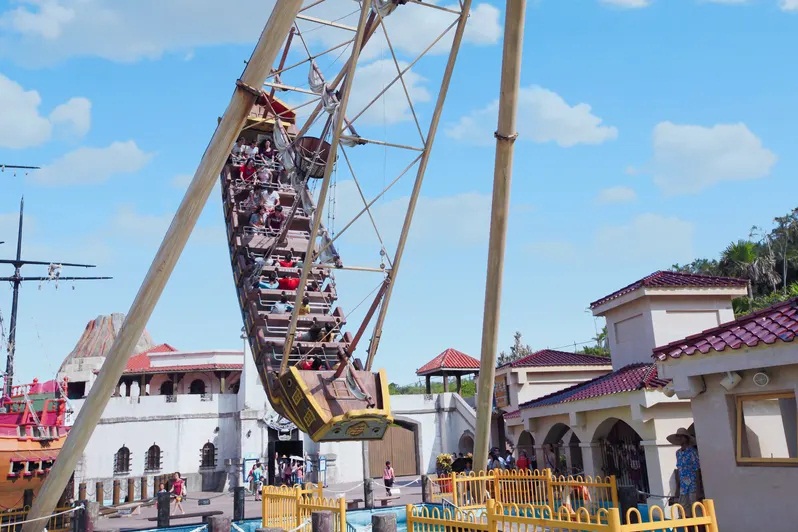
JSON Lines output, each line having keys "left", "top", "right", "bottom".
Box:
{"left": 58, "top": 316, "right": 479, "bottom": 497}
{"left": 509, "top": 271, "right": 750, "bottom": 508}
{"left": 655, "top": 296, "right": 798, "bottom": 532}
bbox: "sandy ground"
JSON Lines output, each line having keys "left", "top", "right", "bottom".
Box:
{"left": 95, "top": 477, "right": 424, "bottom": 531}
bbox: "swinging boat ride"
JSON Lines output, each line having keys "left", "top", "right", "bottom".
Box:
{"left": 28, "top": 0, "right": 526, "bottom": 521}
{"left": 221, "top": 0, "right": 479, "bottom": 441}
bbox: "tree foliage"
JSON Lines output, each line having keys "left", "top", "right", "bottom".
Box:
{"left": 671, "top": 206, "right": 798, "bottom": 317}
{"left": 388, "top": 378, "right": 476, "bottom": 397}
{"left": 497, "top": 331, "right": 534, "bottom": 366}
{"left": 578, "top": 326, "right": 610, "bottom": 357}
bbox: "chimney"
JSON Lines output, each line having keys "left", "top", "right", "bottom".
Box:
{"left": 589, "top": 271, "right": 749, "bottom": 371}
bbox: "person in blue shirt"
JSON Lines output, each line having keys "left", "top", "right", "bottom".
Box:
{"left": 248, "top": 462, "right": 265, "bottom": 501}
{"left": 271, "top": 294, "right": 294, "bottom": 314}
{"left": 667, "top": 428, "right": 702, "bottom": 517}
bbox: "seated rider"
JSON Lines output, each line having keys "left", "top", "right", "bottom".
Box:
{"left": 298, "top": 296, "right": 311, "bottom": 316}
{"left": 259, "top": 273, "right": 279, "bottom": 290}
{"left": 266, "top": 205, "right": 286, "bottom": 234}
{"left": 271, "top": 294, "right": 293, "bottom": 314}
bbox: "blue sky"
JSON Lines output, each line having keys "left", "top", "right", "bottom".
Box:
{"left": 0, "top": 0, "right": 796, "bottom": 385}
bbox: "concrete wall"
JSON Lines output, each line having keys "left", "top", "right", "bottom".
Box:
{"left": 601, "top": 292, "right": 740, "bottom": 371}
{"left": 505, "top": 368, "right": 612, "bottom": 408}
{"left": 72, "top": 394, "right": 240, "bottom": 495}
{"left": 659, "top": 344, "right": 798, "bottom": 532}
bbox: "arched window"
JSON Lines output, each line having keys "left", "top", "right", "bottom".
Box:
{"left": 146, "top": 444, "right": 161, "bottom": 471}
{"left": 114, "top": 446, "right": 131, "bottom": 474}
{"left": 189, "top": 379, "right": 206, "bottom": 395}
{"left": 200, "top": 442, "right": 217, "bottom": 468}
{"left": 160, "top": 380, "right": 174, "bottom": 395}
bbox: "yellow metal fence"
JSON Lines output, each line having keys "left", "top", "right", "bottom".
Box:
{"left": 432, "top": 469, "right": 618, "bottom": 516}
{"left": 407, "top": 498, "right": 720, "bottom": 532}
{"left": 262, "top": 483, "right": 341, "bottom": 530}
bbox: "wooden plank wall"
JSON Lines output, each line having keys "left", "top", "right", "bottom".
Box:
{"left": 368, "top": 424, "right": 418, "bottom": 477}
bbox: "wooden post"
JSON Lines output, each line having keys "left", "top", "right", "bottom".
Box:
{"left": 208, "top": 515, "right": 232, "bottom": 532}
{"left": 126, "top": 478, "right": 135, "bottom": 503}
{"left": 704, "top": 499, "right": 719, "bottom": 532}
{"left": 372, "top": 512, "right": 397, "bottom": 532}
{"left": 140, "top": 476, "right": 148, "bottom": 501}
{"left": 311, "top": 510, "right": 332, "bottom": 532}
{"left": 425, "top": 376, "right": 431, "bottom": 395}
{"left": 421, "top": 475, "right": 431, "bottom": 504}
{"left": 112, "top": 480, "right": 121, "bottom": 506}
{"left": 234, "top": 486, "right": 245, "bottom": 521}
{"left": 472, "top": 0, "right": 527, "bottom": 473}
{"left": 442, "top": 372, "right": 448, "bottom": 393}
{"left": 364, "top": 478, "right": 374, "bottom": 509}
{"left": 78, "top": 483, "right": 87, "bottom": 502}
{"left": 95, "top": 482, "right": 103, "bottom": 505}
{"left": 456, "top": 375, "right": 462, "bottom": 394}
{"left": 156, "top": 491, "right": 170, "bottom": 528}
{"left": 21, "top": 3, "right": 304, "bottom": 530}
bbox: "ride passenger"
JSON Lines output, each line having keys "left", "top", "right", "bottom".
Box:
{"left": 271, "top": 295, "right": 294, "bottom": 314}
{"left": 259, "top": 273, "right": 279, "bottom": 290}
{"left": 260, "top": 186, "right": 281, "bottom": 210}
{"left": 266, "top": 205, "right": 286, "bottom": 233}
{"left": 298, "top": 296, "right": 311, "bottom": 315}
{"left": 240, "top": 158, "right": 258, "bottom": 183}
{"left": 249, "top": 205, "right": 267, "bottom": 228}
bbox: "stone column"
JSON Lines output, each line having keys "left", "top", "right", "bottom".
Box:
{"left": 579, "top": 442, "right": 604, "bottom": 478}
{"left": 640, "top": 439, "right": 678, "bottom": 510}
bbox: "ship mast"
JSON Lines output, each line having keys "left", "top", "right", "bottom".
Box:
{"left": 0, "top": 196, "right": 112, "bottom": 398}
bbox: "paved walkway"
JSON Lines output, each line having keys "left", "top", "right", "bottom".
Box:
{"left": 95, "top": 477, "right": 424, "bottom": 531}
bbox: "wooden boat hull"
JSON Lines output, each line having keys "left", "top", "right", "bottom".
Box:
{"left": 0, "top": 432, "right": 67, "bottom": 509}
{"left": 222, "top": 102, "right": 392, "bottom": 442}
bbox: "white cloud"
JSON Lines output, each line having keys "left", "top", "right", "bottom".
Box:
{"left": 446, "top": 85, "right": 618, "bottom": 148}
{"left": 595, "top": 213, "right": 694, "bottom": 264}
{"left": 651, "top": 121, "right": 776, "bottom": 195}
{"left": 599, "top": 0, "right": 651, "bottom": 7}
{"left": 348, "top": 59, "right": 431, "bottom": 126}
{"left": 0, "top": 0, "right": 500, "bottom": 65}
{"left": 328, "top": 180, "right": 491, "bottom": 263}
{"left": 596, "top": 186, "right": 637, "bottom": 205}
{"left": 49, "top": 97, "right": 91, "bottom": 138}
{"left": 0, "top": 74, "right": 90, "bottom": 149}
{"left": 30, "top": 141, "right": 153, "bottom": 186}
{"left": 781, "top": 0, "right": 798, "bottom": 11}
{"left": 358, "top": 2, "right": 502, "bottom": 60}
{"left": 0, "top": 74, "right": 50, "bottom": 148}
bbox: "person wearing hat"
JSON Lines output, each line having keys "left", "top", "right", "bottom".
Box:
{"left": 667, "top": 428, "right": 702, "bottom": 515}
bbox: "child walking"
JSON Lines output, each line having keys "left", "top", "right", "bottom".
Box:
{"left": 383, "top": 461, "right": 395, "bottom": 496}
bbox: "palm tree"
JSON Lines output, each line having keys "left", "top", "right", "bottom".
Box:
{"left": 719, "top": 239, "right": 779, "bottom": 294}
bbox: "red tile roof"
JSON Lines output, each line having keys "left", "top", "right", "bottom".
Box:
{"left": 112, "top": 344, "right": 244, "bottom": 374}
{"left": 590, "top": 271, "right": 749, "bottom": 309}
{"left": 503, "top": 409, "right": 521, "bottom": 419}
{"left": 520, "top": 363, "right": 668, "bottom": 409}
{"left": 416, "top": 348, "right": 481, "bottom": 376}
{"left": 654, "top": 297, "right": 798, "bottom": 360}
{"left": 501, "top": 349, "right": 612, "bottom": 368}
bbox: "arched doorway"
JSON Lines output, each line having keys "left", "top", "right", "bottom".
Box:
{"left": 458, "top": 432, "right": 474, "bottom": 454}
{"left": 594, "top": 418, "right": 649, "bottom": 494}
{"left": 543, "top": 423, "right": 570, "bottom": 475}
{"left": 368, "top": 420, "right": 419, "bottom": 477}
{"left": 517, "top": 431, "right": 536, "bottom": 469}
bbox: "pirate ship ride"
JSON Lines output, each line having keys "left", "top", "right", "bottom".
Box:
{"left": 221, "top": 0, "right": 478, "bottom": 442}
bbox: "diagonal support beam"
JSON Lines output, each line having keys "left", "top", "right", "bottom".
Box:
{"left": 20, "top": 2, "right": 304, "bottom": 529}
{"left": 280, "top": 0, "right": 374, "bottom": 373}
{"left": 365, "top": 1, "right": 472, "bottom": 371}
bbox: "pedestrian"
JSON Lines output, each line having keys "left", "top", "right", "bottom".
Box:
{"left": 383, "top": 460, "right": 395, "bottom": 496}
{"left": 169, "top": 472, "right": 186, "bottom": 515}
{"left": 667, "top": 428, "right": 703, "bottom": 517}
